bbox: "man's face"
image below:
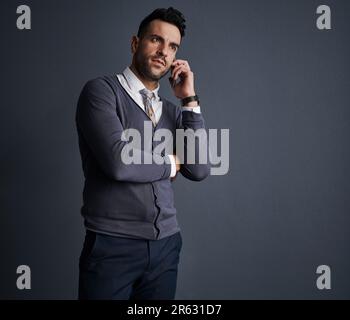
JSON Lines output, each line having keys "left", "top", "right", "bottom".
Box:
{"left": 132, "top": 19, "right": 181, "bottom": 81}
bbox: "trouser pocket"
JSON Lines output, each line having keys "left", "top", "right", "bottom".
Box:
{"left": 79, "top": 230, "right": 99, "bottom": 264}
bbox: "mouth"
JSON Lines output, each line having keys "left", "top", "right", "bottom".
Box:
{"left": 151, "top": 58, "right": 165, "bottom": 67}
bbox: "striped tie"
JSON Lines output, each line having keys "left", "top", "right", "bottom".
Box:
{"left": 139, "top": 88, "right": 157, "bottom": 126}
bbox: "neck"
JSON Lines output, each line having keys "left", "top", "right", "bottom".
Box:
{"left": 129, "top": 64, "right": 158, "bottom": 91}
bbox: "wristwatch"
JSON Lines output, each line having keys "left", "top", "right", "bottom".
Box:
{"left": 181, "top": 95, "right": 200, "bottom": 106}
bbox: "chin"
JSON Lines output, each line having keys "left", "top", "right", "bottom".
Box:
{"left": 147, "top": 68, "right": 165, "bottom": 81}
{"left": 151, "top": 73, "right": 163, "bottom": 81}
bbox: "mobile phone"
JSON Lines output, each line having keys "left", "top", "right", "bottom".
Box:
{"left": 169, "top": 63, "right": 180, "bottom": 88}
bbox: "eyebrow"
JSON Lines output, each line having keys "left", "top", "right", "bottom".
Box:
{"left": 149, "top": 34, "right": 180, "bottom": 49}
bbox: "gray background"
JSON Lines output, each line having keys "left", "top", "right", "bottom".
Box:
{"left": 1, "top": 0, "right": 349, "bottom": 299}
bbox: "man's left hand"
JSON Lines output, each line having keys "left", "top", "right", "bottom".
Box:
{"left": 169, "top": 59, "right": 197, "bottom": 101}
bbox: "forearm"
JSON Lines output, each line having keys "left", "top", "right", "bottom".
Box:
{"left": 176, "top": 110, "right": 210, "bottom": 181}
{"left": 76, "top": 78, "right": 172, "bottom": 183}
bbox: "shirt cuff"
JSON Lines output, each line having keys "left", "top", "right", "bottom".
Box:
{"left": 167, "top": 155, "right": 177, "bottom": 178}
{"left": 182, "top": 105, "right": 201, "bottom": 114}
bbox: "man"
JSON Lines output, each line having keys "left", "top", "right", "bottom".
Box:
{"left": 76, "top": 7, "right": 210, "bottom": 300}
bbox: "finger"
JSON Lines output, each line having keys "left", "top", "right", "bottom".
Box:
{"left": 171, "top": 64, "right": 184, "bottom": 78}
{"left": 174, "top": 65, "right": 189, "bottom": 81}
{"left": 173, "top": 59, "right": 188, "bottom": 66}
{"left": 171, "top": 60, "right": 185, "bottom": 71}
{"left": 172, "top": 66, "right": 184, "bottom": 81}
{"left": 180, "top": 60, "right": 190, "bottom": 70}
{"left": 172, "top": 59, "right": 183, "bottom": 66}
{"left": 176, "top": 62, "right": 191, "bottom": 76}
{"left": 172, "top": 59, "right": 190, "bottom": 70}
{"left": 173, "top": 65, "right": 189, "bottom": 81}
{"left": 172, "top": 64, "right": 188, "bottom": 76}
{"left": 171, "top": 64, "right": 186, "bottom": 79}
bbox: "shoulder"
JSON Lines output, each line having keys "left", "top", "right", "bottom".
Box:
{"left": 82, "top": 75, "right": 119, "bottom": 95}
{"left": 77, "top": 75, "right": 121, "bottom": 110}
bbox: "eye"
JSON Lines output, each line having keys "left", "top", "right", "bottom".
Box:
{"left": 170, "top": 45, "right": 178, "bottom": 52}
{"left": 151, "top": 36, "right": 159, "bottom": 43}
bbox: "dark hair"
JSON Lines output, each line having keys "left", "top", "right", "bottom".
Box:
{"left": 137, "top": 7, "right": 186, "bottom": 38}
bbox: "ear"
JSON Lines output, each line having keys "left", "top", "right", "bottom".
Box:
{"left": 131, "top": 36, "right": 139, "bottom": 54}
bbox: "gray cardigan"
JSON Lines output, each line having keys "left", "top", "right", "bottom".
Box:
{"left": 75, "top": 75, "right": 209, "bottom": 240}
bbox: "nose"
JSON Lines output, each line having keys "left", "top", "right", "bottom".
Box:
{"left": 157, "top": 43, "right": 169, "bottom": 58}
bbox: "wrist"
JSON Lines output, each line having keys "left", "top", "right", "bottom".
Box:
{"left": 180, "top": 94, "right": 200, "bottom": 107}
{"left": 181, "top": 91, "right": 196, "bottom": 98}
{"left": 183, "top": 100, "right": 199, "bottom": 107}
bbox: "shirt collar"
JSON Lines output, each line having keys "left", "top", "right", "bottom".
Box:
{"left": 122, "top": 66, "right": 160, "bottom": 99}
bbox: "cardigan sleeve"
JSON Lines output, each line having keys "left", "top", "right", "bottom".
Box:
{"left": 175, "top": 106, "right": 211, "bottom": 181}
{"left": 76, "top": 78, "right": 172, "bottom": 183}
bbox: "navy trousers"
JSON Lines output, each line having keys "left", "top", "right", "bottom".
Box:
{"left": 78, "top": 230, "right": 182, "bottom": 300}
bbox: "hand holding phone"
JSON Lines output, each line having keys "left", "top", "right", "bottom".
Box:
{"left": 168, "top": 59, "right": 196, "bottom": 100}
